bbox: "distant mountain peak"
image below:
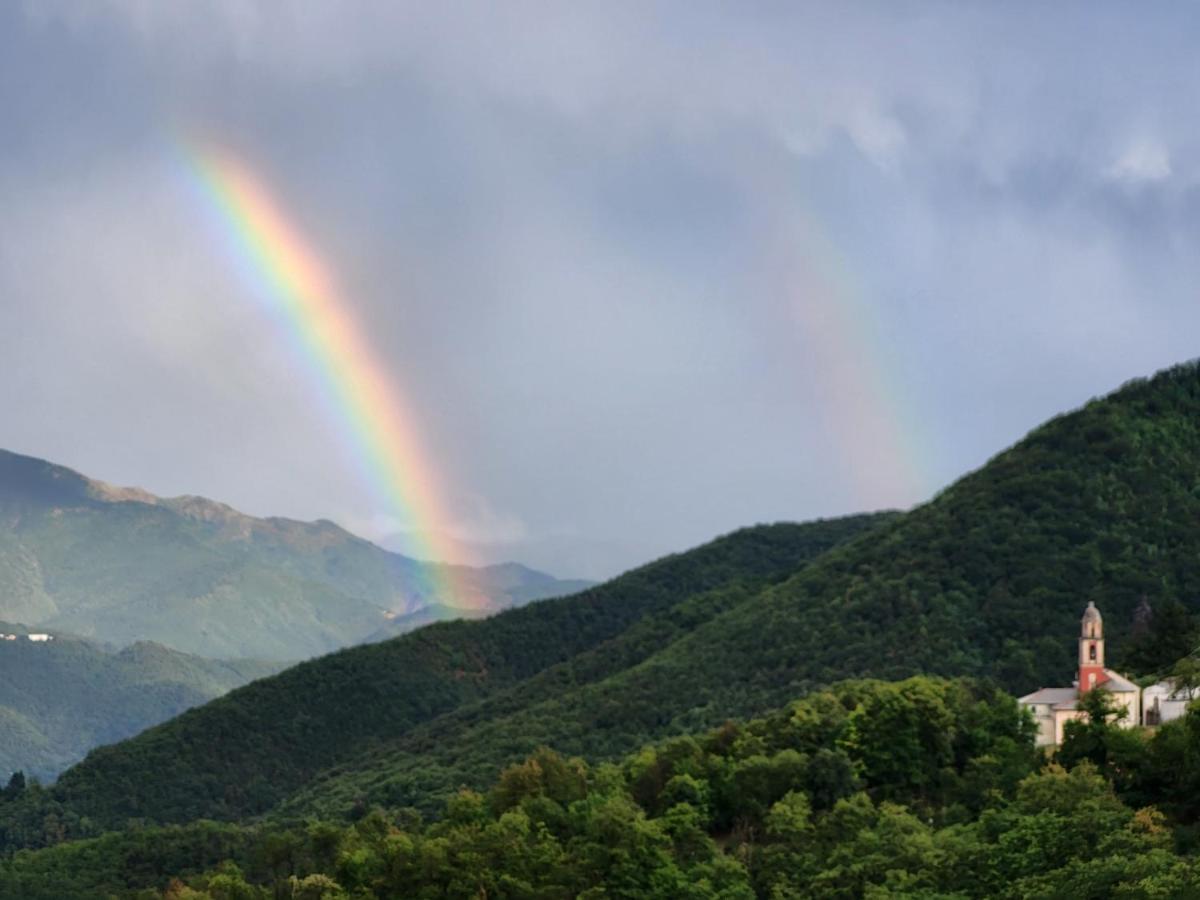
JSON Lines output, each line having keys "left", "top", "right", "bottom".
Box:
{"left": 86, "top": 478, "right": 160, "bottom": 506}
{"left": 0, "top": 447, "right": 592, "bottom": 660}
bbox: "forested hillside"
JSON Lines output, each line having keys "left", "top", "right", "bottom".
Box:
{"left": 3, "top": 514, "right": 886, "bottom": 841}
{"left": 8, "top": 676, "right": 1036, "bottom": 897}
{"left": 0, "top": 634, "right": 281, "bottom": 781}
{"left": 6, "top": 361, "right": 1200, "bottom": 865}
{"left": 13, "top": 677, "right": 1200, "bottom": 899}
{"left": 0, "top": 449, "right": 588, "bottom": 659}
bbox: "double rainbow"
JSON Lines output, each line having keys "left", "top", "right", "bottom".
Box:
{"left": 182, "top": 144, "right": 474, "bottom": 607}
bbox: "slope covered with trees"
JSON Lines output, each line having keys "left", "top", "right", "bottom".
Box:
{"left": 7, "top": 514, "right": 887, "bottom": 840}
{"left": 14, "top": 676, "right": 1200, "bottom": 899}
{"left": 0, "top": 634, "right": 281, "bottom": 781}
{"left": 6, "top": 360, "right": 1200, "bottom": 864}
{"left": 182, "top": 359, "right": 1200, "bottom": 824}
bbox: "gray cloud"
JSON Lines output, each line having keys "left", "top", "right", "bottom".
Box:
{"left": 3, "top": 3, "right": 1200, "bottom": 578}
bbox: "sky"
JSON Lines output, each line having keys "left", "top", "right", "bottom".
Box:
{"left": 2, "top": 2, "right": 1199, "bottom": 580}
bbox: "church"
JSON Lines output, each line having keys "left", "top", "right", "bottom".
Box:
{"left": 1018, "top": 601, "right": 1140, "bottom": 746}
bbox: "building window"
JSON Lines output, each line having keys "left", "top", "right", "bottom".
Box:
{"left": 1089, "top": 643, "right": 1096, "bottom": 661}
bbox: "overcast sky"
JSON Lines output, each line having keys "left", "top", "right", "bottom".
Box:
{"left": 3, "top": 3, "right": 1199, "bottom": 579}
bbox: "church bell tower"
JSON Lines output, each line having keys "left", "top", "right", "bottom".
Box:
{"left": 1078, "top": 601, "right": 1107, "bottom": 693}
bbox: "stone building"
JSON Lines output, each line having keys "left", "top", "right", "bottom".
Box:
{"left": 1018, "top": 601, "right": 1140, "bottom": 746}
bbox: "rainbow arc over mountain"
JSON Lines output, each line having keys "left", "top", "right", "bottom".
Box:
{"left": 182, "top": 143, "right": 476, "bottom": 608}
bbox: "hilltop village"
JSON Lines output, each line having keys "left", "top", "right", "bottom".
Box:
{"left": 1019, "top": 601, "right": 1191, "bottom": 745}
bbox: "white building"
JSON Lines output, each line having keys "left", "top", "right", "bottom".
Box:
{"left": 1018, "top": 602, "right": 1140, "bottom": 746}
{"left": 1143, "top": 679, "right": 1194, "bottom": 726}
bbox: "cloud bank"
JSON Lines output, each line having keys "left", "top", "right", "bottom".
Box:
{"left": 3, "top": 2, "right": 1199, "bottom": 578}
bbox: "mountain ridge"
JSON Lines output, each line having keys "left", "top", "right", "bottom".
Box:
{"left": 43, "top": 513, "right": 890, "bottom": 830}
{"left": 280, "top": 361, "right": 1200, "bottom": 818}
{"left": 8, "top": 359, "right": 1200, "bottom": 848}
{"left": 0, "top": 448, "right": 590, "bottom": 659}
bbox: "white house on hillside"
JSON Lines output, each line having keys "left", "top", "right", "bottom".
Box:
{"left": 1018, "top": 602, "right": 1140, "bottom": 746}
{"left": 1143, "top": 679, "right": 1194, "bottom": 726}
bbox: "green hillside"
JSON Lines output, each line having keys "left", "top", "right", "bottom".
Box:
{"left": 20, "top": 675, "right": 1200, "bottom": 900}
{"left": 0, "top": 676, "right": 1041, "bottom": 899}
{"left": 204, "top": 360, "right": 1200, "bottom": 824}
{"left": 0, "top": 633, "right": 282, "bottom": 781}
{"left": 8, "top": 360, "right": 1200, "bottom": 852}
{"left": 0, "top": 449, "right": 588, "bottom": 660}
{"left": 6, "top": 513, "right": 889, "bottom": 842}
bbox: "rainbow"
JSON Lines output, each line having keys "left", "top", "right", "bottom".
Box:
{"left": 180, "top": 143, "right": 477, "bottom": 608}
{"left": 780, "top": 217, "right": 933, "bottom": 511}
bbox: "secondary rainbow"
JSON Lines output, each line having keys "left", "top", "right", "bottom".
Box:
{"left": 776, "top": 215, "right": 934, "bottom": 511}
{"left": 180, "top": 143, "right": 474, "bottom": 606}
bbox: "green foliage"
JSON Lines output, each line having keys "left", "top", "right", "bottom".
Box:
{"left": 0, "top": 677, "right": 1038, "bottom": 899}
{"left": 1123, "top": 599, "right": 1200, "bottom": 676}
{"left": 17, "top": 676, "right": 1200, "bottom": 898}
{"left": 1058, "top": 689, "right": 1148, "bottom": 795}
{"left": 3, "top": 514, "right": 883, "bottom": 841}
{"left": 1, "top": 775, "right": 23, "bottom": 801}
{"left": 0, "top": 820, "right": 258, "bottom": 900}
{"left": 251, "top": 361, "right": 1200, "bottom": 824}
{"left": 0, "top": 636, "right": 282, "bottom": 782}
{"left": 10, "top": 359, "right": 1200, "bottom": 876}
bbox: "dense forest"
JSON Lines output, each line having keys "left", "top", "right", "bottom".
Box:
{"left": 4, "top": 361, "right": 1200, "bottom": 895}
{"left": 9, "top": 676, "right": 1200, "bottom": 898}
{"left": 8, "top": 362, "right": 1199, "bottom": 838}
{"left": 0, "top": 513, "right": 889, "bottom": 845}
{"left": 0, "top": 633, "right": 281, "bottom": 780}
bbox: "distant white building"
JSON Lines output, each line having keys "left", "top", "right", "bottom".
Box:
{"left": 1018, "top": 602, "right": 1140, "bottom": 746}
{"left": 25, "top": 634, "right": 52, "bottom": 642}
{"left": 1143, "top": 679, "right": 1194, "bottom": 726}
